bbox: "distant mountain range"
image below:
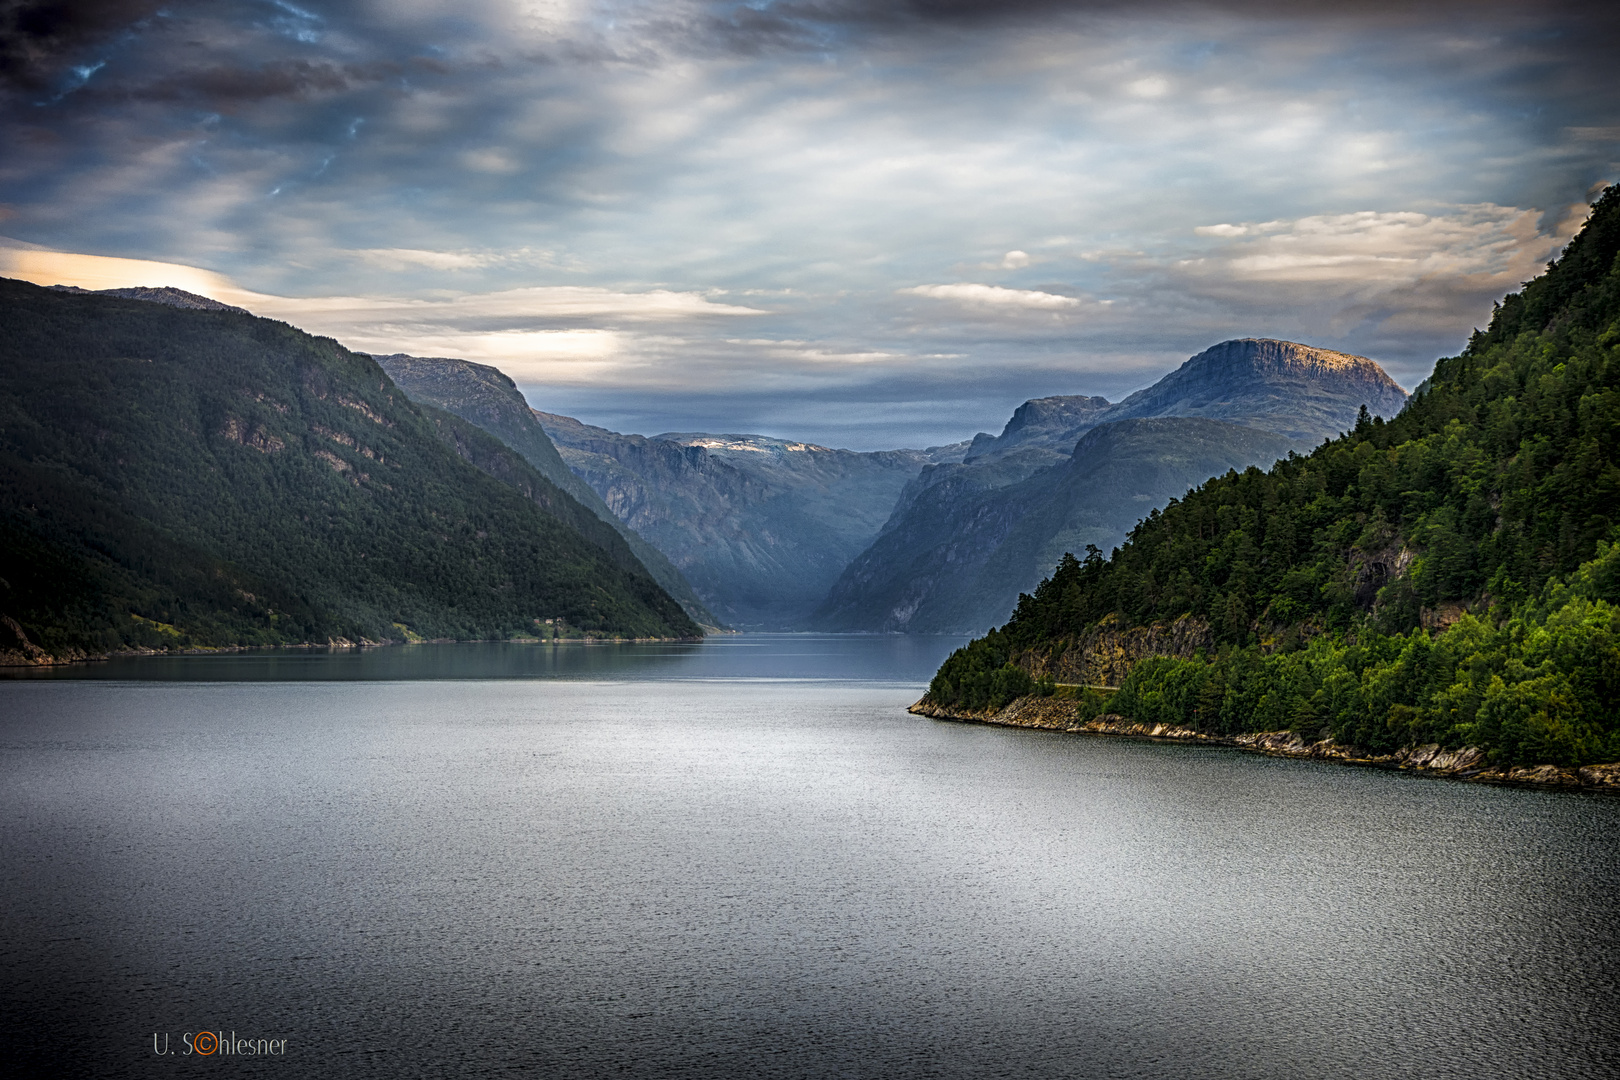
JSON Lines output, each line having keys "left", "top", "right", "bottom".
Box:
{"left": 535, "top": 414, "right": 968, "bottom": 630}
{"left": 0, "top": 279, "right": 698, "bottom": 663}
{"left": 0, "top": 274, "right": 1415, "bottom": 651}
{"left": 812, "top": 339, "right": 1407, "bottom": 634}
{"left": 358, "top": 338, "right": 1408, "bottom": 635}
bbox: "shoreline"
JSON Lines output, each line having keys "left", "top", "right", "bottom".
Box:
{"left": 0, "top": 634, "right": 708, "bottom": 669}
{"left": 910, "top": 695, "right": 1620, "bottom": 791}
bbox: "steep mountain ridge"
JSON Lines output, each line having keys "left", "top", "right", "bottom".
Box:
{"left": 47, "top": 284, "right": 251, "bottom": 315}
{"left": 0, "top": 279, "right": 698, "bottom": 661}
{"left": 815, "top": 338, "right": 1405, "bottom": 633}
{"left": 373, "top": 353, "right": 722, "bottom": 629}
{"left": 962, "top": 394, "right": 1114, "bottom": 464}
{"left": 814, "top": 418, "right": 1303, "bottom": 633}
{"left": 537, "top": 413, "right": 966, "bottom": 629}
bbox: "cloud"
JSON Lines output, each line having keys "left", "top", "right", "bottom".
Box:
{"left": 0, "top": 237, "right": 767, "bottom": 343}
{"left": 348, "top": 248, "right": 512, "bottom": 272}
{"left": 402, "top": 328, "right": 625, "bottom": 379}
{"left": 1172, "top": 203, "right": 1584, "bottom": 329}
{"left": 2, "top": 1, "right": 1617, "bottom": 448}
{"left": 130, "top": 59, "right": 395, "bottom": 105}
{"left": 1184, "top": 206, "right": 1560, "bottom": 280}
{"left": 901, "top": 283, "right": 1091, "bottom": 311}
{"left": 0, "top": 235, "right": 239, "bottom": 295}
{"left": 0, "top": 0, "right": 166, "bottom": 92}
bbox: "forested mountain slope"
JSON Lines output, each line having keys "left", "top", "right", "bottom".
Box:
{"left": 537, "top": 412, "right": 966, "bottom": 629}
{"left": 0, "top": 280, "right": 698, "bottom": 662}
{"left": 816, "top": 339, "right": 1402, "bottom": 633}
{"left": 924, "top": 186, "right": 1620, "bottom": 769}
{"left": 374, "top": 353, "right": 722, "bottom": 629}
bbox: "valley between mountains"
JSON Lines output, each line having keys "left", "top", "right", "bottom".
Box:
{"left": 2, "top": 188, "right": 1615, "bottom": 788}
{"left": 379, "top": 338, "right": 1406, "bottom": 633}
{"left": 0, "top": 280, "right": 1421, "bottom": 655}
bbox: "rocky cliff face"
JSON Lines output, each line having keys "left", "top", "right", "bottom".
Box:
{"left": 963, "top": 393, "right": 1114, "bottom": 464}
{"left": 537, "top": 413, "right": 965, "bottom": 629}
{"left": 813, "top": 340, "right": 1405, "bottom": 634}
{"left": 1038, "top": 613, "right": 1214, "bottom": 686}
{"left": 374, "top": 354, "right": 722, "bottom": 629}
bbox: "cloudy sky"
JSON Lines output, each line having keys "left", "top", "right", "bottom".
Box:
{"left": 2, "top": 1, "right": 1617, "bottom": 448}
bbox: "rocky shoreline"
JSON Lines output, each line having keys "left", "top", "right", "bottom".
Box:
{"left": 909, "top": 695, "right": 1620, "bottom": 790}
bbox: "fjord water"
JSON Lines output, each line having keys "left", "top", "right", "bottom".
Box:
{"left": 3, "top": 639, "right": 1617, "bottom": 1078}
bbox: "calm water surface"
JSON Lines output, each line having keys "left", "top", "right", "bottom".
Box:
{"left": 3, "top": 637, "right": 1617, "bottom": 1078}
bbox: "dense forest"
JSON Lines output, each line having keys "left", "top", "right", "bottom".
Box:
{"left": 0, "top": 280, "right": 699, "bottom": 661}
{"left": 927, "top": 185, "right": 1620, "bottom": 768}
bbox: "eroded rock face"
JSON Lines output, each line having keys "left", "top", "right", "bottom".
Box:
{"left": 1578, "top": 763, "right": 1620, "bottom": 787}
{"left": 1041, "top": 614, "right": 1214, "bottom": 687}
{"left": 0, "top": 614, "right": 77, "bottom": 665}
{"left": 1398, "top": 743, "right": 1487, "bottom": 772}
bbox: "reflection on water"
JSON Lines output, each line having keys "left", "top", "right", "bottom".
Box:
{"left": 3, "top": 639, "right": 1618, "bottom": 1078}
{"left": 1, "top": 633, "right": 970, "bottom": 684}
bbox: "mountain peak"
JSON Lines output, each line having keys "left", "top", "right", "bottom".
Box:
{"left": 1103, "top": 338, "right": 1408, "bottom": 442}
{"left": 1178, "top": 338, "right": 1399, "bottom": 381}
{"left": 962, "top": 394, "right": 1113, "bottom": 463}
{"left": 654, "top": 433, "right": 835, "bottom": 455}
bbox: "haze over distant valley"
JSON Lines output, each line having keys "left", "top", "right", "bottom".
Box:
{"left": 353, "top": 335, "right": 1412, "bottom": 633}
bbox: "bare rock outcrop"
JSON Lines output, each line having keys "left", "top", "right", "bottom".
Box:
{"left": 1039, "top": 614, "right": 1213, "bottom": 686}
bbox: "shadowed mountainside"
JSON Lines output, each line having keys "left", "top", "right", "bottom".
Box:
{"left": 373, "top": 353, "right": 722, "bottom": 629}
{"left": 814, "top": 339, "right": 1406, "bottom": 633}
{"left": 814, "top": 418, "right": 1303, "bottom": 634}
{"left": 537, "top": 413, "right": 968, "bottom": 629}
{"left": 0, "top": 279, "right": 699, "bottom": 662}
